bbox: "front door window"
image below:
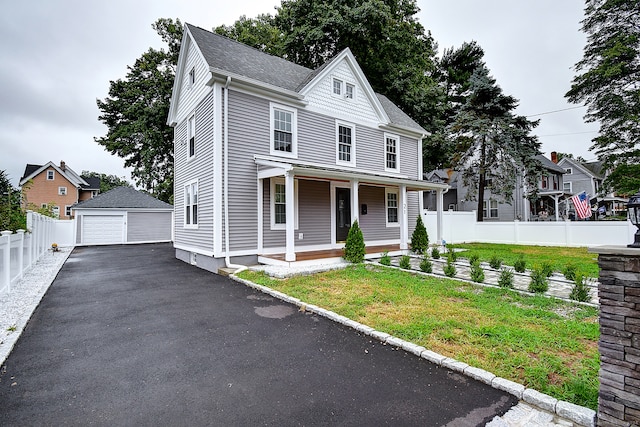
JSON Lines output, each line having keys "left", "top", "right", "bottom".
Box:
{"left": 336, "top": 188, "right": 351, "bottom": 242}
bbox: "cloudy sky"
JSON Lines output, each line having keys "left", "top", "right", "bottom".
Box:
{"left": 0, "top": 0, "right": 597, "bottom": 187}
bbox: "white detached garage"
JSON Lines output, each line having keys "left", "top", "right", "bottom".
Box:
{"left": 73, "top": 187, "right": 173, "bottom": 245}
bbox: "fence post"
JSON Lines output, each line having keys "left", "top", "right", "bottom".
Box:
{"left": 16, "top": 229, "right": 25, "bottom": 281}
{"left": 513, "top": 220, "right": 520, "bottom": 244}
{"left": 2, "top": 230, "right": 12, "bottom": 293}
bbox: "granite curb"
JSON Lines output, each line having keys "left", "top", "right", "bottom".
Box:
{"left": 230, "top": 273, "right": 596, "bottom": 427}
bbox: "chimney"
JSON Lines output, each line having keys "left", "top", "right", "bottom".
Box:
{"left": 551, "top": 152, "right": 558, "bottom": 164}
{"left": 60, "top": 161, "right": 66, "bottom": 171}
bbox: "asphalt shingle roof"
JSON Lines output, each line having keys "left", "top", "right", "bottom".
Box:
{"left": 73, "top": 187, "right": 173, "bottom": 209}
{"left": 536, "top": 155, "right": 566, "bottom": 174}
{"left": 186, "top": 24, "right": 425, "bottom": 134}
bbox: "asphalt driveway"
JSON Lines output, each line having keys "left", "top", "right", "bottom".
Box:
{"left": 0, "top": 243, "right": 516, "bottom": 426}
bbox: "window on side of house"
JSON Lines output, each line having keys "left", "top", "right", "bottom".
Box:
{"left": 385, "top": 188, "right": 399, "bottom": 227}
{"left": 345, "top": 83, "right": 355, "bottom": 99}
{"left": 270, "top": 104, "right": 297, "bottom": 158}
{"left": 52, "top": 206, "right": 60, "bottom": 218}
{"left": 565, "top": 168, "right": 572, "bottom": 174}
{"left": 336, "top": 121, "right": 355, "bottom": 166}
{"left": 563, "top": 181, "right": 572, "bottom": 192}
{"left": 333, "top": 78, "right": 342, "bottom": 96}
{"left": 58, "top": 186, "right": 67, "bottom": 196}
{"left": 384, "top": 134, "right": 399, "bottom": 172}
{"left": 47, "top": 170, "right": 55, "bottom": 180}
{"left": 65, "top": 205, "right": 72, "bottom": 217}
{"left": 184, "top": 181, "right": 198, "bottom": 227}
{"left": 483, "top": 200, "right": 498, "bottom": 218}
{"left": 188, "top": 67, "right": 195, "bottom": 88}
{"left": 188, "top": 115, "right": 195, "bottom": 159}
{"left": 270, "top": 177, "right": 298, "bottom": 230}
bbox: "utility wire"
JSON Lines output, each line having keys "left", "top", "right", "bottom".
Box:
{"left": 536, "top": 130, "right": 597, "bottom": 137}
{"left": 526, "top": 105, "right": 586, "bottom": 117}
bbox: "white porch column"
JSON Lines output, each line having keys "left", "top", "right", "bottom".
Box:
{"left": 436, "top": 189, "right": 444, "bottom": 245}
{"left": 351, "top": 180, "right": 359, "bottom": 224}
{"left": 257, "top": 178, "right": 263, "bottom": 254}
{"left": 399, "top": 184, "right": 408, "bottom": 250}
{"left": 553, "top": 195, "right": 560, "bottom": 221}
{"left": 285, "top": 171, "right": 296, "bottom": 262}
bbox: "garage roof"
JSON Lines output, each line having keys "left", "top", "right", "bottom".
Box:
{"left": 72, "top": 187, "right": 173, "bottom": 209}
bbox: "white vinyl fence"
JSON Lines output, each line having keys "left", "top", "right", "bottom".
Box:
{"left": 0, "top": 211, "right": 75, "bottom": 294}
{"left": 423, "top": 210, "right": 636, "bottom": 247}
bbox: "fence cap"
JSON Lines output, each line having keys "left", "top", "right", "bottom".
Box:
{"left": 1, "top": 230, "right": 13, "bottom": 236}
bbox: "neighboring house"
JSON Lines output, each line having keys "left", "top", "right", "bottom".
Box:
{"left": 424, "top": 154, "right": 567, "bottom": 221}
{"left": 19, "top": 161, "right": 100, "bottom": 220}
{"left": 73, "top": 186, "right": 173, "bottom": 245}
{"left": 167, "top": 24, "right": 448, "bottom": 272}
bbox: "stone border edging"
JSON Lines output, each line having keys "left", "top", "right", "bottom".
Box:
{"left": 229, "top": 273, "right": 596, "bottom": 427}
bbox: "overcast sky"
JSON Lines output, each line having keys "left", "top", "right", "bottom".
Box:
{"left": 0, "top": 0, "right": 597, "bottom": 187}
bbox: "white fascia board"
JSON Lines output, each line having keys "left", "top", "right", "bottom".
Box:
{"left": 378, "top": 123, "right": 430, "bottom": 140}
{"left": 209, "top": 68, "right": 306, "bottom": 105}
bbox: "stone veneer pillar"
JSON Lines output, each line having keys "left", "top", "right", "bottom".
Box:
{"left": 589, "top": 246, "right": 640, "bottom": 427}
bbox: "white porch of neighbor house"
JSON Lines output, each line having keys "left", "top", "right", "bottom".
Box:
{"left": 255, "top": 155, "right": 449, "bottom": 264}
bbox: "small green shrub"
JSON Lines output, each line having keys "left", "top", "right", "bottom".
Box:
{"left": 563, "top": 263, "right": 577, "bottom": 281}
{"left": 379, "top": 251, "right": 391, "bottom": 266}
{"left": 399, "top": 255, "right": 411, "bottom": 269}
{"left": 410, "top": 215, "right": 429, "bottom": 254}
{"left": 343, "top": 220, "right": 365, "bottom": 263}
{"left": 468, "top": 253, "right": 480, "bottom": 265}
{"left": 541, "top": 261, "right": 554, "bottom": 278}
{"left": 489, "top": 254, "right": 502, "bottom": 270}
{"left": 514, "top": 256, "right": 527, "bottom": 273}
{"left": 498, "top": 268, "right": 514, "bottom": 288}
{"left": 444, "top": 257, "right": 457, "bottom": 277}
{"left": 529, "top": 267, "right": 549, "bottom": 293}
{"left": 431, "top": 247, "right": 441, "bottom": 259}
{"left": 470, "top": 262, "right": 485, "bottom": 283}
{"left": 420, "top": 257, "right": 432, "bottom": 273}
{"left": 447, "top": 245, "right": 458, "bottom": 262}
{"left": 570, "top": 274, "right": 591, "bottom": 302}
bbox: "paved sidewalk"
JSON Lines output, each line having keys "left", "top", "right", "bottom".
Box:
{"left": 0, "top": 243, "right": 517, "bottom": 426}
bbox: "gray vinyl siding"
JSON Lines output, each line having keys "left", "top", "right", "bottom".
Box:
{"left": 127, "top": 212, "right": 172, "bottom": 242}
{"left": 399, "top": 136, "right": 420, "bottom": 179}
{"left": 174, "top": 37, "right": 210, "bottom": 124}
{"left": 407, "top": 192, "right": 419, "bottom": 239}
{"left": 174, "top": 90, "right": 215, "bottom": 252}
{"left": 358, "top": 185, "right": 400, "bottom": 241}
{"left": 559, "top": 160, "right": 595, "bottom": 196}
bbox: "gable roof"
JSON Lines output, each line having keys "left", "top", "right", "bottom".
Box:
{"left": 536, "top": 155, "right": 566, "bottom": 174}
{"left": 557, "top": 157, "right": 603, "bottom": 179}
{"left": 19, "top": 161, "right": 92, "bottom": 188}
{"left": 582, "top": 160, "right": 604, "bottom": 178}
{"left": 72, "top": 186, "right": 172, "bottom": 210}
{"left": 80, "top": 176, "right": 101, "bottom": 190}
{"left": 174, "top": 24, "right": 426, "bottom": 134}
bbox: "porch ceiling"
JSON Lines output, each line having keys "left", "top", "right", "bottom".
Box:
{"left": 255, "top": 155, "right": 449, "bottom": 192}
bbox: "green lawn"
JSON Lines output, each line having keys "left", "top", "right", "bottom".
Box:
{"left": 239, "top": 264, "right": 599, "bottom": 410}
{"left": 448, "top": 242, "right": 599, "bottom": 277}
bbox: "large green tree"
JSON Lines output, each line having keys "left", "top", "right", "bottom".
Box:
{"left": 214, "top": 14, "right": 285, "bottom": 56}
{"left": 81, "top": 171, "right": 132, "bottom": 193}
{"left": 449, "top": 66, "right": 542, "bottom": 221}
{"left": 95, "top": 18, "right": 182, "bottom": 203}
{"left": 0, "top": 170, "right": 26, "bottom": 231}
{"left": 566, "top": 0, "right": 640, "bottom": 195}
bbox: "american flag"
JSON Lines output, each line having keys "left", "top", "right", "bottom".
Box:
{"left": 571, "top": 191, "right": 592, "bottom": 219}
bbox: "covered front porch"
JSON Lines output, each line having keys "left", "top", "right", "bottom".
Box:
{"left": 258, "top": 244, "right": 401, "bottom": 267}
{"left": 255, "top": 155, "right": 449, "bottom": 263}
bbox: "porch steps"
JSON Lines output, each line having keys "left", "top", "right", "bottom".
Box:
{"left": 217, "top": 267, "right": 238, "bottom": 276}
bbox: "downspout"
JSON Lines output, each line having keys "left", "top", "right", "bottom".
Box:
{"left": 222, "top": 76, "right": 247, "bottom": 273}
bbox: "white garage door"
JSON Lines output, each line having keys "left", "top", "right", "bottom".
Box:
{"left": 82, "top": 215, "right": 125, "bottom": 244}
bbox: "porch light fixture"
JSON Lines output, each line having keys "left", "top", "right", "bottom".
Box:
{"left": 628, "top": 190, "right": 640, "bottom": 248}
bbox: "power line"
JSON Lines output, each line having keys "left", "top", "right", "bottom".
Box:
{"left": 526, "top": 105, "right": 586, "bottom": 117}
{"left": 537, "top": 131, "right": 598, "bottom": 137}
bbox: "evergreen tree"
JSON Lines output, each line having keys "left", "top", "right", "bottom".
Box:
{"left": 81, "top": 171, "right": 132, "bottom": 194}
{"left": 566, "top": 0, "right": 640, "bottom": 195}
{"left": 410, "top": 215, "right": 429, "bottom": 254}
{"left": 448, "top": 65, "right": 542, "bottom": 221}
{"left": 343, "top": 220, "right": 366, "bottom": 263}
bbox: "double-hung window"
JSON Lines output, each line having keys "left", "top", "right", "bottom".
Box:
{"left": 563, "top": 181, "right": 572, "bottom": 192}
{"left": 65, "top": 205, "right": 72, "bottom": 217}
{"left": 345, "top": 83, "right": 355, "bottom": 99}
{"left": 58, "top": 186, "right": 67, "bottom": 196}
{"left": 336, "top": 121, "right": 355, "bottom": 166}
{"left": 47, "top": 170, "right": 54, "bottom": 180}
{"left": 483, "top": 200, "right": 498, "bottom": 218}
{"left": 188, "top": 115, "right": 195, "bottom": 158}
{"left": 184, "top": 181, "right": 198, "bottom": 227}
{"left": 270, "top": 178, "right": 298, "bottom": 230}
{"left": 384, "top": 134, "right": 399, "bottom": 172}
{"left": 386, "top": 189, "right": 399, "bottom": 226}
{"left": 188, "top": 67, "right": 195, "bottom": 88}
{"left": 270, "top": 104, "right": 297, "bottom": 158}
{"left": 52, "top": 206, "right": 60, "bottom": 218}
{"left": 333, "top": 78, "right": 342, "bottom": 96}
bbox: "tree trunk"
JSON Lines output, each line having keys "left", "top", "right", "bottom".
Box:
{"left": 477, "top": 137, "right": 486, "bottom": 222}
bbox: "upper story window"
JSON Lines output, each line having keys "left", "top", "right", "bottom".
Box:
{"left": 188, "top": 67, "right": 195, "bottom": 88}
{"left": 333, "top": 78, "right": 342, "bottom": 96}
{"left": 345, "top": 83, "right": 355, "bottom": 99}
{"left": 47, "top": 170, "right": 55, "bottom": 180}
{"left": 58, "top": 186, "right": 67, "bottom": 196}
{"left": 184, "top": 181, "right": 198, "bottom": 227}
{"left": 565, "top": 168, "right": 573, "bottom": 174}
{"left": 384, "top": 134, "right": 399, "bottom": 172}
{"left": 385, "top": 188, "right": 399, "bottom": 227}
{"left": 270, "top": 177, "right": 298, "bottom": 230}
{"left": 483, "top": 200, "right": 498, "bottom": 218}
{"left": 188, "top": 115, "right": 195, "bottom": 159}
{"left": 270, "top": 103, "right": 297, "bottom": 158}
{"left": 336, "top": 121, "right": 356, "bottom": 166}
{"left": 541, "top": 176, "right": 548, "bottom": 189}
{"left": 563, "top": 181, "right": 572, "bottom": 192}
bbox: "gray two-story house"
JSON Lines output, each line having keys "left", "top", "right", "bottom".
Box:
{"left": 167, "top": 24, "right": 448, "bottom": 272}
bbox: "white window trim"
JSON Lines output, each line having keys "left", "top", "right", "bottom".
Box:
{"left": 47, "top": 170, "right": 55, "bottom": 180}
{"left": 270, "top": 177, "right": 298, "bottom": 230}
{"left": 345, "top": 83, "right": 355, "bottom": 100}
{"left": 65, "top": 205, "right": 72, "bottom": 217}
{"left": 483, "top": 200, "right": 498, "bottom": 218}
{"left": 187, "top": 115, "right": 196, "bottom": 160}
{"left": 336, "top": 120, "right": 356, "bottom": 167}
{"left": 564, "top": 181, "right": 572, "bottom": 193}
{"left": 58, "top": 186, "right": 67, "bottom": 196}
{"left": 332, "top": 78, "right": 343, "bottom": 96}
{"left": 565, "top": 168, "right": 573, "bottom": 174}
{"left": 385, "top": 188, "right": 400, "bottom": 227}
{"left": 384, "top": 133, "right": 400, "bottom": 173}
{"left": 269, "top": 103, "right": 298, "bottom": 159}
{"left": 188, "top": 67, "right": 195, "bottom": 89}
{"left": 184, "top": 179, "right": 198, "bottom": 229}
{"left": 52, "top": 206, "right": 60, "bottom": 219}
